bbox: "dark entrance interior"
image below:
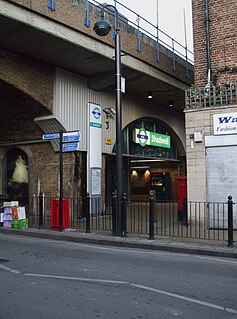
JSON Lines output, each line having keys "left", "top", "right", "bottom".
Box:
{"left": 129, "top": 160, "right": 181, "bottom": 201}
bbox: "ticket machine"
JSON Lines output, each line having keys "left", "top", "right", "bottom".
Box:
{"left": 150, "top": 172, "right": 170, "bottom": 201}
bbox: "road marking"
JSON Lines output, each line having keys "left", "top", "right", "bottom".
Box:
{"left": 194, "top": 255, "right": 237, "bottom": 265}
{"left": 131, "top": 283, "right": 237, "bottom": 314}
{"left": 0, "top": 264, "right": 21, "bottom": 274}
{"left": 1, "top": 264, "right": 236, "bottom": 314}
{"left": 24, "top": 273, "right": 129, "bottom": 285}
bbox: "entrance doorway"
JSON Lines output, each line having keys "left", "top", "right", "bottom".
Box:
{"left": 129, "top": 159, "right": 179, "bottom": 200}
{"left": 105, "top": 118, "right": 186, "bottom": 201}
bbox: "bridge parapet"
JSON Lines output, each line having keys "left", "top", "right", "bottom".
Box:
{"left": 8, "top": 0, "right": 193, "bottom": 85}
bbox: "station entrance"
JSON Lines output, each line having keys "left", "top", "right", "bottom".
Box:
{"left": 105, "top": 118, "right": 186, "bottom": 201}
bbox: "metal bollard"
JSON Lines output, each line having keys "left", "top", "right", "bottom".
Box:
{"left": 112, "top": 192, "right": 117, "bottom": 236}
{"left": 121, "top": 193, "right": 127, "bottom": 237}
{"left": 39, "top": 191, "right": 44, "bottom": 229}
{"left": 149, "top": 190, "right": 156, "bottom": 240}
{"left": 85, "top": 193, "right": 91, "bottom": 233}
{"left": 227, "top": 195, "right": 234, "bottom": 247}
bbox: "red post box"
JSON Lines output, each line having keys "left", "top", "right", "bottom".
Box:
{"left": 177, "top": 177, "right": 187, "bottom": 221}
{"left": 50, "top": 199, "right": 70, "bottom": 231}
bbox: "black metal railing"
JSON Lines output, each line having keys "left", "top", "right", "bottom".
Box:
{"left": 4, "top": 194, "right": 236, "bottom": 246}
{"left": 77, "top": 0, "right": 194, "bottom": 76}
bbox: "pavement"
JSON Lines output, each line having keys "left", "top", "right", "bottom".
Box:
{"left": 0, "top": 227, "right": 237, "bottom": 259}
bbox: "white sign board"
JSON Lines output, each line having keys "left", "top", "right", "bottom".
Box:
{"left": 91, "top": 168, "right": 101, "bottom": 196}
{"left": 121, "top": 77, "right": 125, "bottom": 93}
{"left": 87, "top": 103, "right": 102, "bottom": 197}
{"left": 213, "top": 112, "right": 237, "bottom": 135}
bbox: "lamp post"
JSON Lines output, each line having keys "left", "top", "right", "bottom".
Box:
{"left": 93, "top": 5, "right": 123, "bottom": 236}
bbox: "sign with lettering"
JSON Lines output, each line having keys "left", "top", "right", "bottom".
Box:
{"left": 213, "top": 112, "right": 237, "bottom": 135}
{"left": 133, "top": 128, "right": 170, "bottom": 148}
{"left": 62, "top": 142, "right": 80, "bottom": 152}
{"left": 90, "top": 106, "right": 102, "bottom": 128}
{"left": 62, "top": 131, "right": 80, "bottom": 143}
{"left": 42, "top": 133, "right": 60, "bottom": 140}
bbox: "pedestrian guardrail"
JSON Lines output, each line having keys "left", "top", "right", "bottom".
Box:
{"left": 12, "top": 194, "right": 234, "bottom": 246}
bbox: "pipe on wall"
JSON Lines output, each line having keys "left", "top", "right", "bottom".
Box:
{"left": 205, "top": 0, "right": 211, "bottom": 84}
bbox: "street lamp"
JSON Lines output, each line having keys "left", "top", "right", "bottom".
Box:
{"left": 93, "top": 5, "right": 123, "bottom": 236}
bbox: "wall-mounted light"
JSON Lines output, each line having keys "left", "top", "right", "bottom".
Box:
{"left": 131, "top": 170, "right": 138, "bottom": 177}
{"left": 103, "top": 107, "right": 116, "bottom": 129}
{"left": 148, "top": 92, "right": 153, "bottom": 99}
{"left": 144, "top": 170, "right": 150, "bottom": 177}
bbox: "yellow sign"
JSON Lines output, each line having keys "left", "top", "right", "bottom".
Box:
{"left": 105, "top": 138, "right": 113, "bottom": 145}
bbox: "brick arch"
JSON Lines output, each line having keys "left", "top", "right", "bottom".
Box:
{"left": 0, "top": 49, "right": 54, "bottom": 111}
{"left": 0, "top": 80, "right": 52, "bottom": 144}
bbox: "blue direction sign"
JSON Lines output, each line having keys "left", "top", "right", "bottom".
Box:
{"left": 62, "top": 142, "right": 80, "bottom": 152}
{"left": 62, "top": 131, "right": 81, "bottom": 143}
{"left": 42, "top": 133, "right": 60, "bottom": 140}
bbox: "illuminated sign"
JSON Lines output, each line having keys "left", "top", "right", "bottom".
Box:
{"left": 133, "top": 128, "right": 170, "bottom": 148}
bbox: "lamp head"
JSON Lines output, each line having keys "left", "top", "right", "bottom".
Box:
{"left": 148, "top": 91, "right": 153, "bottom": 99}
{"left": 109, "top": 107, "right": 116, "bottom": 115}
{"left": 93, "top": 18, "right": 112, "bottom": 36}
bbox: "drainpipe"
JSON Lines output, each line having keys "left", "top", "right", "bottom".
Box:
{"left": 205, "top": 0, "right": 211, "bottom": 85}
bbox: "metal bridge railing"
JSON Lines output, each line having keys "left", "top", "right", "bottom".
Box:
{"left": 71, "top": 0, "right": 194, "bottom": 79}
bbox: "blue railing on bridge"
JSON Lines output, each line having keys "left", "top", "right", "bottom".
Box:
{"left": 73, "top": 0, "right": 194, "bottom": 79}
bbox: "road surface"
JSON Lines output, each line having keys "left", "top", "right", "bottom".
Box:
{"left": 0, "top": 233, "right": 236, "bottom": 318}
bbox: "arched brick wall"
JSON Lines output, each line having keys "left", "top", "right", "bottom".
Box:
{"left": 0, "top": 49, "right": 54, "bottom": 110}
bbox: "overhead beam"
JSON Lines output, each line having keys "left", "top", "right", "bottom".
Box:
{"left": 88, "top": 68, "right": 140, "bottom": 91}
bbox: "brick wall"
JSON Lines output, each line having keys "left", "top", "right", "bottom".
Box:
{"left": 30, "top": 143, "right": 86, "bottom": 197}
{"left": 192, "top": 0, "right": 237, "bottom": 87}
{"left": 0, "top": 49, "right": 54, "bottom": 110}
{"left": 0, "top": 49, "right": 54, "bottom": 144}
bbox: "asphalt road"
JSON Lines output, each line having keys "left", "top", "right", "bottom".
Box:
{"left": 0, "top": 233, "right": 236, "bottom": 319}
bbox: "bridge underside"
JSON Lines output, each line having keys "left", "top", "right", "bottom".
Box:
{"left": 0, "top": 12, "right": 189, "bottom": 112}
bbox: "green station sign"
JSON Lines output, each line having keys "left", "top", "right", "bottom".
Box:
{"left": 133, "top": 128, "right": 170, "bottom": 149}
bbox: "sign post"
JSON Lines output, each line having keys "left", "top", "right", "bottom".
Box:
{"left": 59, "top": 132, "right": 63, "bottom": 232}
{"left": 42, "top": 131, "right": 80, "bottom": 231}
{"left": 60, "top": 131, "right": 80, "bottom": 231}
